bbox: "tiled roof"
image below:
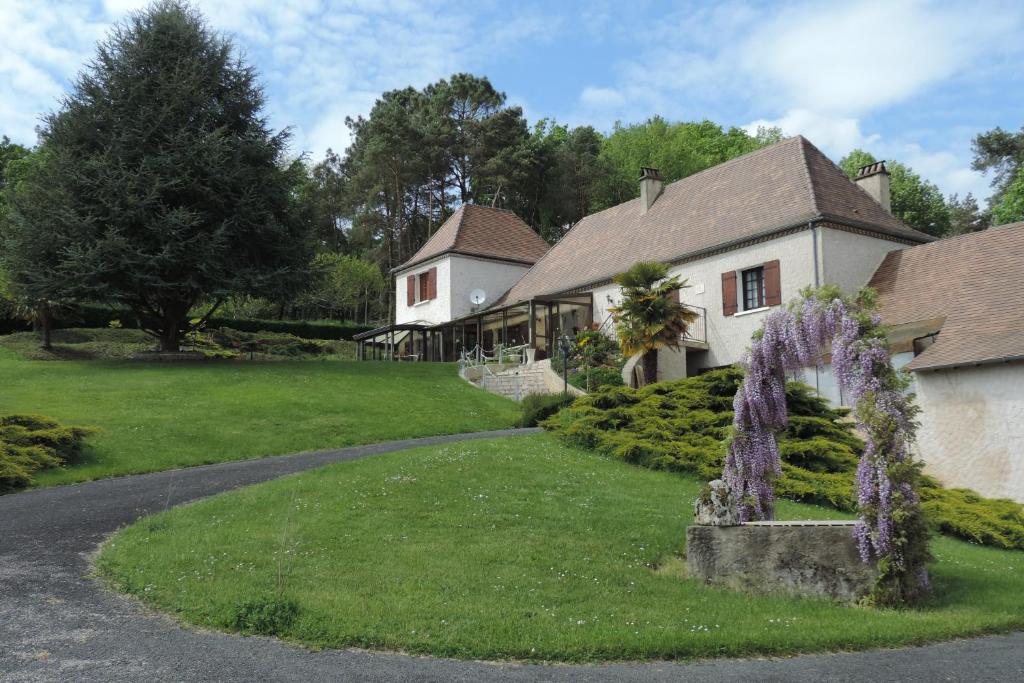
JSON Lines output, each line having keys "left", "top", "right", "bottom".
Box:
{"left": 396, "top": 204, "right": 550, "bottom": 272}
{"left": 870, "top": 222, "right": 1024, "bottom": 371}
{"left": 496, "top": 136, "right": 931, "bottom": 306}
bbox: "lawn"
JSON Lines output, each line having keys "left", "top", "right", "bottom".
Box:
{"left": 0, "top": 347, "right": 518, "bottom": 485}
{"left": 97, "top": 434, "right": 1024, "bottom": 662}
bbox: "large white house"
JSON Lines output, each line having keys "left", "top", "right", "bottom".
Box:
{"left": 354, "top": 136, "right": 1024, "bottom": 502}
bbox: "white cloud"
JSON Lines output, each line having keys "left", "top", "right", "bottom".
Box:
{"left": 0, "top": 0, "right": 558, "bottom": 158}
{"left": 572, "top": 0, "right": 1024, "bottom": 200}
{"left": 745, "top": 109, "right": 877, "bottom": 155}
{"left": 738, "top": 1, "right": 1018, "bottom": 115}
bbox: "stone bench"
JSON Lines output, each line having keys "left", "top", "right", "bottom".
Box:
{"left": 686, "top": 521, "right": 875, "bottom": 602}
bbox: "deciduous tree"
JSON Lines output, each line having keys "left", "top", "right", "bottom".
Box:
{"left": 991, "top": 169, "right": 1024, "bottom": 226}
{"left": 839, "top": 150, "right": 951, "bottom": 237}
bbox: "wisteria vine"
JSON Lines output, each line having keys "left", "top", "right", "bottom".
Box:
{"left": 723, "top": 289, "right": 931, "bottom": 604}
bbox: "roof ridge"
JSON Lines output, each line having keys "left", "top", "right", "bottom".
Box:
{"left": 658, "top": 135, "right": 806, "bottom": 193}
{"left": 460, "top": 202, "right": 520, "bottom": 216}
{"left": 795, "top": 136, "right": 822, "bottom": 217}
{"left": 449, "top": 204, "right": 471, "bottom": 249}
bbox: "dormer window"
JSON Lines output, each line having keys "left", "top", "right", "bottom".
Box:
{"left": 742, "top": 266, "right": 765, "bottom": 311}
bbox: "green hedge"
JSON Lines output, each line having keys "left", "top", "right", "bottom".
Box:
{"left": 543, "top": 367, "right": 1024, "bottom": 551}
{"left": 0, "top": 304, "right": 372, "bottom": 341}
{"left": 205, "top": 317, "right": 371, "bottom": 341}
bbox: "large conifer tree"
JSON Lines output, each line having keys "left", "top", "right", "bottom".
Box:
{"left": 39, "top": 0, "right": 312, "bottom": 351}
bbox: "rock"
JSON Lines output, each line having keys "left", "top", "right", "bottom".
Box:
{"left": 693, "top": 479, "right": 739, "bottom": 526}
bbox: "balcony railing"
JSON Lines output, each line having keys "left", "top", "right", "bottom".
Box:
{"left": 683, "top": 305, "right": 707, "bottom": 345}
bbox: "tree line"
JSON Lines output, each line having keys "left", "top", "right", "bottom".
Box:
{"left": 2, "top": 0, "right": 1022, "bottom": 351}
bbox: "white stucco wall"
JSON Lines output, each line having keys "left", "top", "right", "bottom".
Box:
{"left": 593, "top": 230, "right": 819, "bottom": 373}
{"left": 819, "top": 227, "right": 908, "bottom": 294}
{"left": 394, "top": 256, "right": 452, "bottom": 325}
{"left": 589, "top": 227, "right": 918, "bottom": 380}
{"left": 913, "top": 363, "right": 1024, "bottom": 503}
{"left": 447, "top": 255, "right": 531, "bottom": 321}
{"left": 394, "top": 254, "right": 531, "bottom": 325}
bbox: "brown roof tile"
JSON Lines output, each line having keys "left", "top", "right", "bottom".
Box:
{"left": 870, "top": 222, "right": 1024, "bottom": 370}
{"left": 497, "top": 136, "right": 931, "bottom": 306}
{"left": 396, "top": 204, "right": 549, "bottom": 272}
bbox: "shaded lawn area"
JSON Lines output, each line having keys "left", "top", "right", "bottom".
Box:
{"left": 0, "top": 349, "right": 518, "bottom": 485}
{"left": 97, "top": 434, "right": 1024, "bottom": 663}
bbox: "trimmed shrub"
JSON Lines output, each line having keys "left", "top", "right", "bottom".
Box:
{"left": 543, "top": 367, "right": 1024, "bottom": 550}
{"left": 517, "top": 392, "right": 577, "bottom": 428}
{"left": 0, "top": 414, "right": 95, "bottom": 490}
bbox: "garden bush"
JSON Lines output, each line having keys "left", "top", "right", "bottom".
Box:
{"left": 0, "top": 414, "right": 95, "bottom": 490}
{"left": 568, "top": 366, "right": 624, "bottom": 392}
{"left": 543, "top": 367, "right": 1024, "bottom": 550}
{"left": 517, "top": 392, "right": 577, "bottom": 428}
{"left": 551, "top": 329, "right": 624, "bottom": 392}
{"left": 207, "top": 327, "right": 354, "bottom": 359}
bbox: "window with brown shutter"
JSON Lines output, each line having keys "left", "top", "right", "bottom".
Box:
{"left": 721, "top": 271, "right": 738, "bottom": 316}
{"left": 741, "top": 266, "right": 765, "bottom": 310}
{"left": 763, "top": 259, "right": 781, "bottom": 306}
{"left": 406, "top": 275, "right": 415, "bottom": 306}
{"left": 427, "top": 267, "right": 438, "bottom": 300}
{"left": 418, "top": 272, "right": 429, "bottom": 303}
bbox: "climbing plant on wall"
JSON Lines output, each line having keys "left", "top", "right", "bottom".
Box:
{"left": 723, "top": 286, "right": 931, "bottom": 605}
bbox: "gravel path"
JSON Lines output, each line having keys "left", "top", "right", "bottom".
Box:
{"left": 2, "top": 428, "right": 1022, "bottom": 682}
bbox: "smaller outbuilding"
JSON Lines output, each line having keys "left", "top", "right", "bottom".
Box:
{"left": 870, "top": 222, "right": 1024, "bottom": 502}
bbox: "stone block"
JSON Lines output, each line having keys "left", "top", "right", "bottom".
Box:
{"left": 693, "top": 479, "right": 739, "bottom": 526}
{"left": 685, "top": 521, "right": 875, "bottom": 602}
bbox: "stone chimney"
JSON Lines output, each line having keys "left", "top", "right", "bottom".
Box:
{"left": 855, "top": 161, "right": 891, "bottom": 213}
{"left": 639, "top": 167, "right": 663, "bottom": 215}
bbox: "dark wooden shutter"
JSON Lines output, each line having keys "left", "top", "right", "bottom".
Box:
{"left": 763, "top": 260, "right": 781, "bottom": 306}
{"left": 407, "top": 275, "right": 416, "bottom": 306}
{"left": 721, "top": 271, "right": 737, "bottom": 316}
{"left": 427, "top": 267, "right": 438, "bottom": 300}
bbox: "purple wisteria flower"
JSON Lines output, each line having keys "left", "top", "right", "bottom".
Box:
{"left": 722, "top": 293, "right": 929, "bottom": 595}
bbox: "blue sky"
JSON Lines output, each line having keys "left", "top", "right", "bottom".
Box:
{"left": 2, "top": 0, "right": 1023, "bottom": 201}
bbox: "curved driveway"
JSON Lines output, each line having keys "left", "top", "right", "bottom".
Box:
{"left": 2, "top": 428, "right": 1022, "bottom": 682}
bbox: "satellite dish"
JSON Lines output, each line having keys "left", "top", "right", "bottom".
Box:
{"left": 470, "top": 289, "right": 487, "bottom": 306}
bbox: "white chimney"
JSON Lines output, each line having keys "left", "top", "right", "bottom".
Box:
{"left": 855, "top": 161, "right": 891, "bottom": 213}
{"left": 639, "top": 167, "right": 663, "bottom": 215}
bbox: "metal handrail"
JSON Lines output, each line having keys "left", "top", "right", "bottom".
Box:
{"left": 459, "top": 343, "right": 529, "bottom": 369}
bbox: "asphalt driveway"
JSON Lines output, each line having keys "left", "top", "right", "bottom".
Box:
{"left": 1, "top": 428, "right": 1022, "bottom": 682}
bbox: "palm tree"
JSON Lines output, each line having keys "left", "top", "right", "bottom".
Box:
{"left": 609, "top": 261, "right": 697, "bottom": 386}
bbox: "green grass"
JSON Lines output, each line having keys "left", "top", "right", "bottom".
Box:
{"left": 0, "top": 349, "right": 518, "bottom": 485}
{"left": 97, "top": 434, "right": 1024, "bottom": 662}
{"left": 0, "top": 328, "right": 156, "bottom": 360}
